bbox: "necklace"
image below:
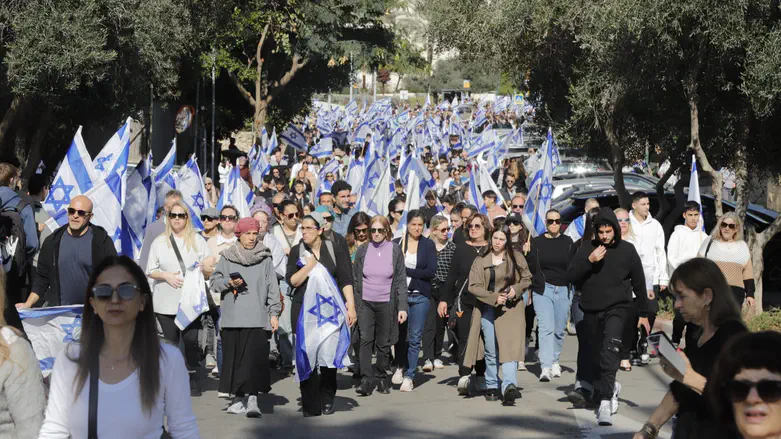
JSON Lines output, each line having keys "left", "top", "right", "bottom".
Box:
{"left": 470, "top": 243, "right": 486, "bottom": 254}
{"left": 101, "top": 353, "right": 130, "bottom": 371}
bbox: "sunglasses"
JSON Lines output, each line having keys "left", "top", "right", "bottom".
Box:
{"left": 393, "top": 210, "right": 404, "bottom": 214}
{"left": 67, "top": 208, "right": 92, "bottom": 217}
{"left": 200, "top": 216, "right": 217, "bottom": 222}
{"left": 220, "top": 215, "right": 238, "bottom": 222}
{"left": 355, "top": 227, "right": 368, "bottom": 235}
{"left": 323, "top": 216, "right": 335, "bottom": 222}
{"left": 546, "top": 218, "right": 562, "bottom": 225}
{"left": 468, "top": 224, "right": 483, "bottom": 230}
{"left": 436, "top": 227, "right": 450, "bottom": 233}
{"left": 512, "top": 204, "right": 524, "bottom": 209}
{"left": 721, "top": 222, "right": 737, "bottom": 230}
{"left": 168, "top": 212, "right": 188, "bottom": 220}
{"left": 508, "top": 221, "right": 521, "bottom": 226}
{"left": 92, "top": 283, "right": 140, "bottom": 301}
{"left": 617, "top": 218, "right": 631, "bottom": 223}
{"left": 726, "top": 379, "right": 781, "bottom": 403}
{"left": 285, "top": 212, "right": 300, "bottom": 220}
{"left": 370, "top": 227, "right": 385, "bottom": 234}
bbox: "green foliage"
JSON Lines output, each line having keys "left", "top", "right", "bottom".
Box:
{"left": 404, "top": 56, "right": 505, "bottom": 93}
{"left": 657, "top": 296, "right": 675, "bottom": 321}
{"left": 745, "top": 308, "right": 781, "bottom": 332}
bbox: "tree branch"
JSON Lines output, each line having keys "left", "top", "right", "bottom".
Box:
{"left": 265, "top": 53, "right": 309, "bottom": 106}
{"left": 228, "top": 70, "right": 257, "bottom": 107}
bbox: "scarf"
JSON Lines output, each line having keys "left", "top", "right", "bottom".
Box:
{"left": 220, "top": 241, "right": 271, "bottom": 266}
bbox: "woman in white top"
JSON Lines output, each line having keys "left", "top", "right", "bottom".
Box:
{"left": 0, "top": 269, "right": 45, "bottom": 439}
{"left": 40, "top": 256, "right": 199, "bottom": 438}
{"left": 146, "top": 200, "right": 209, "bottom": 396}
{"left": 615, "top": 207, "right": 642, "bottom": 372}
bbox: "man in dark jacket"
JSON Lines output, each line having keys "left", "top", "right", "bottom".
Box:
{"left": 16, "top": 195, "right": 117, "bottom": 308}
{"left": 568, "top": 207, "right": 650, "bottom": 426}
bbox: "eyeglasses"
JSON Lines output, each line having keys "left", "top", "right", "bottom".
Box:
{"left": 200, "top": 216, "right": 217, "bottom": 222}
{"left": 508, "top": 221, "right": 521, "bottom": 227}
{"left": 301, "top": 225, "right": 319, "bottom": 231}
{"left": 468, "top": 224, "right": 483, "bottom": 230}
{"left": 92, "top": 283, "right": 140, "bottom": 301}
{"left": 546, "top": 218, "right": 562, "bottom": 225}
{"left": 354, "top": 227, "right": 368, "bottom": 235}
{"left": 512, "top": 204, "right": 524, "bottom": 209}
{"left": 393, "top": 210, "right": 404, "bottom": 215}
{"left": 67, "top": 208, "right": 92, "bottom": 217}
{"left": 220, "top": 215, "right": 238, "bottom": 222}
{"left": 617, "top": 218, "right": 631, "bottom": 223}
{"left": 370, "top": 227, "right": 385, "bottom": 234}
{"left": 168, "top": 212, "right": 188, "bottom": 220}
{"left": 285, "top": 212, "right": 300, "bottom": 220}
{"left": 721, "top": 222, "right": 737, "bottom": 230}
{"left": 726, "top": 379, "right": 781, "bottom": 403}
{"left": 436, "top": 227, "right": 450, "bottom": 233}
{"left": 323, "top": 216, "right": 334, "bottom": 223}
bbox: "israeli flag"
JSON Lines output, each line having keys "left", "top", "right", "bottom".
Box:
{"left": 477, "top": 161, "right": 506, "bottom": 209}
{"left": 469, "top": 165, "right": 486, "bottom": 214}
{"left": 295, "top": 254, "right": 351, "bottom": 383}
{"left": 250, "top": 146, "right": 271, "bottom": 185}
{"left": 424, "top": 94, "right": 431, "bottom": 109}
{"left": 310, "top": 136, "right": 333, "bottom": 159}
{"left": 281, "top": 123, "right": 308, "bottom": 152}
{"left": 20, "top": 305, "right": 84, "bottom": 376}
{"left": 688, "top": 154, "right": 705, "bottom": 231}
{"left": 153, "top": 140, "right": 177, "bottom": 208}
{"left": 564, "top": 214, "right": 586, "bottom": 241}
{"left": 217, "top": 165, "right": 251, "bottom": 218}
{"left": 266, "top": 128, "right": 279, "bottom": 155}
{"left": 358, "top": 152, "right": 384, "bottom": 214}
{"left": 87, "top": 172, "right": 124, "bottom": 252}
{"left": 345, "top": 99, "right": 358, "bottom": 116}
{"left": 176, "top": 156, "right": 209, "bottom": 231}
{"left": 467, "top": 128, "right": 497, "bottom": 159}
{"left": 523, "top": 128, "right": 559, "bottom": 237}
{"left": 451, "top": 95, "right": 459, "bottom": 107}
{"left": 122, "top": 153, "right": 155, "bottom": 260}
{"left": 93, "top": 117, "right": 132, "bottom": 182}
{"left": 485, "top": 129, "right": 513, "bottom": 174}
{"left": 365, "top": 158, "right": 392, "bottom": 216}
{"left": 43, "top": 127, "right": 98, "bottom": 220}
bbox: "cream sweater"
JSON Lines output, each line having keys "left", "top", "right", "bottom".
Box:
{"left": 0, "top": 327, "right": 46, "bottom": 439}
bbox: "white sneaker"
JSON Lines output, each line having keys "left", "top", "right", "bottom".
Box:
{"left": 391, "top": 368, "right": 404, "bottom": 385}
{"left": 433, "top": 359, "right": 444, "bottom": 369}
{"left": 598, "top": 400, "right": 612, "bottom": 426}
{"left": 641, "top": 353, "right": 650, "bottom": 364}
{"left": 205, "top": 354, "right": 217, "bottom": 369}
{"left": 551, "top": 363, "right": 562, "bottom": 378}
{"left": 422, "top": 360, "right": 434, "bottom": 372}
{"left": 611, "top": 381, "right": 622, "bottom": 414}
{"left": 539, "top": 368, "right": 552, "bottom": 382}
{"left": 226, "top": 399, "right": 247, "bottom": 415}
{"left": 476, "top": 376, "right": 488, "bottom": 392}
{"left": 212, "top": 364, "right": 220, "bottom": 377}
{"left": 518, "top": 362, "right": 527, "bottom": 371}
{"left": 457, "top": 375, "right": 470, "bottom": 395}
{"left": 217, "top": 392, "right": 231, "bottom": 399}
{"left": 245, "top": 395, "right": 262, "bottom": 418}
{"left": 400, "top": 377, "right": 414, "bottom": 392}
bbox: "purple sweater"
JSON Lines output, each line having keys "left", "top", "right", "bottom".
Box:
{"left": 362, "top": 240, "right": 394, "bottom": 302}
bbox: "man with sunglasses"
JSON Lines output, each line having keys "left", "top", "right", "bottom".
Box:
{"left": 20, "top": 195, "right": 117, "bottom": 309}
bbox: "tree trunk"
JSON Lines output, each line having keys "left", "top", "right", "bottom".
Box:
{"left": 602, "top": 103, "right": 632, "bottom": 209}
{"left": 394, "top": 74, "right": 404, "bottom": 93}
{"left": 733, "top": 105, "right": 752, "bottom": 220}
{"left": 0, "top": 96, "right": 27, "bottom": 148}
{"left": 20, "top": 106, "right": 52, "bottom": 188}
{"left": 655, "top": 157, "right": 682, "bottom": 220}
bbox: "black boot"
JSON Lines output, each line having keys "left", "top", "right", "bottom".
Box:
{"left": 376, "top": 377, "right": 391, "bottom": 394}
{"left": 189, "top": 373, "right": 202, "bottom": 397}
{"left": 503, "top": 384, "right": 520, "bottom": 405}
{"left": 356, "top": 378, "right": 376, "bottom": 396}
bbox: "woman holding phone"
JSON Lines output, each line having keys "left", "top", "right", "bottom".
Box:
{"left": 210, "top": 218, "right": 282, "bottom": 417}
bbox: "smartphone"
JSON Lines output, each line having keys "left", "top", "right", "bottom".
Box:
{"left": 646, "top": 331, "right": 686, "bottom": 376}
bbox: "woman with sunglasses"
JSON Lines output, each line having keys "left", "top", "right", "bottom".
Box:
{"left": 41, "top": 256, "right": 199, "bottom": 438}
{"left": 204, "top": 176, "right": 220, "bottom": 208}
{"left": 210, "top": 218, "right": 282, "bottom": 417}
{"left": 287, "top": 213, "right": 356, "bottom": 417}
{"left": 146, "top": 201, "right": 209, "bottom": 396}
{"left": 698, "top": 212, "right": 756, "bottom": 310}
{"left": 422, "top": 215, "right": 456, "bottom": 372}
{"left": 390, "top": 210, "right": 437, "bottom": 392}
{"left": 353, "top": 216, "right": 407, "bottom": 396}
{"left": 347, "top": 212, "right": 372, "bottom": 261}
{"left": 438, "top": 212, "right": 491, "bottom": 396}
{"left": 387, "top": 198, "right": 405, "bottom": 240}
{"left": 634, "top": 257, "right": 746, "bottom": 439}
{"left": 466, "top": 224, "right": 532, "bottom": 403}
{"left": 706, "top": 331, "right": 781, "bottom": 439}
{"left": 615, "top": 207, "right": 641, "bottom": 371}
{"left": 272, "top": 200, "right": 303, "bottom": 257}
{"left": 527, "top": 209, "right": 574, "bottom": 382}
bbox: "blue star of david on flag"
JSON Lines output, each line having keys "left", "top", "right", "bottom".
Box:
{"left": 308, "top": 293, "right": 341, "bottom": 327}
{"left": 191, "top": 192, "right": 205, "bottom": 210}
{"left": 95, "top": 153, "right": 114, "bottom": 171}
{"left": 112, "top": 227, "right": 122, "bottom": 244}
{"left": 61, "top": 316, "right": 81, "bottom": 343}
{"left": 46, "top": 177, "right": 75, "bottom": 212}
{"left": 539, "top": 178, "right": 554, "bottom": 201}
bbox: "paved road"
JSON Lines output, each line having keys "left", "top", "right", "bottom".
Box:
{"left": 192, "top": 333, "right": 675, "bottom": 439}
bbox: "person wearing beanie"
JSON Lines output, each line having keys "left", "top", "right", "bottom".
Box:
{"left": 210, "top": 217, "right": 282, "bottom": 418}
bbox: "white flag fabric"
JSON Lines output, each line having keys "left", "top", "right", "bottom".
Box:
{"left": 217, "top": 166, "right": 251, "bottom": 218}
{"left": 93, "top": 117, "right": 131, "bottom": 182}
{"left": 175, "top": 264, "right": 209, "bottom": 330}
{"left": 153, "top": 140, "right": 177, "bottom": 209}
{"left": 687, "top": 154, "right": 705, "bottom": 231}
{"left": 176, "top": 156, "right": 208, "bottom": 231}
{"left": 43, "top": 127, "right": 99, "bottom": 224}
{"left": 294, "top": 256, "right": 352, "bottom": 383}
{"left": 523, "top": 129, "right": 560, "bottom": 237}
{"left": 477, "top": 161, "right": 506, "bottom": 209}
{"left": 122, "top": 154, "right": 154, "bottom": 260}
{"left": 19, "top": 306, "right": 84, "bottom": 377}
{"left": 87, "top": 172, "right": 124, "bottom": 252}
{"left": 364, "top": 158, "right": 392, "bottom": 217}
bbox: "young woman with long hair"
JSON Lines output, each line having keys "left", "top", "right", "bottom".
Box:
{"left": 346, "top": 212, "right": 372, "bottom": 261}
{"left": 699, "top": 212, "right": 756, "bottom": 309}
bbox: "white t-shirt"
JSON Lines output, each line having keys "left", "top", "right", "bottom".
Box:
{"left": 146, "top": 233, "right": 209, "bottom": 315}
{"left": 39, "top": 343, "right": 199, "bottom": 439}
{"left": 405, "top": 252, "right": 417, "bottom": 288}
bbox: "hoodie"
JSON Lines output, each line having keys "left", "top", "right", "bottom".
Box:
{"left": 630, "top": 210, "right": 669, "bottom": 290}
{"left": 0, "top": 187, "right": 38, "bottom": 255}
{"left": 568, "top": 208, "right": 649, "bottom": 316}
{"left": 667, "top": 224, "right": 709, "bottom": 274}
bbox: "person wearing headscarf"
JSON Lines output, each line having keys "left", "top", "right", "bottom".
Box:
{"left": 204, "top": 177, "right": 220, "bottom": 208}
{"left": 210, "top": 218, "right": 282, "bottom": 418}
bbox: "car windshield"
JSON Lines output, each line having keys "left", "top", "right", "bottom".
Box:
{"left": 553, "top": 161, "right": 611, "bottom": 176}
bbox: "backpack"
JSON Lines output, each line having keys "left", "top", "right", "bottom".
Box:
{"left": 0, "top": 198, "right": 29, "bottom": 278}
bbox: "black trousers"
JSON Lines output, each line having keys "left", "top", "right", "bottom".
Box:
{"left": 157, "top": 313, "right": 203, "bottom": 371}
{"left": 525, "top": 298, "right": 537, "bottom": 348}
{"left": 455, "top": 305, "right": 486, "bottom": 377}
{"left": 571, "top": 293, "right": 590, "bottom": 385}
{"left": 220, "top": 328, "right": 270, "bottom": 396}
{"left": 582, "top": 304, "right": 628, "bottom": 400}
{"left": 358, "top": 301, "right": 392, "bottom": 380}
{"left": 423, "top": 296, "right": 445, "bottom": 361}
{"left": 393, "top": 320, "right": 408, "bottom": 369}
{"left": 300, "top": 367, "right": 337, "bottom": 415}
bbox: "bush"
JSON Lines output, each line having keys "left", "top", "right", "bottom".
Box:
{"left": 745, "top": 308, "right": 781, "bottom": 332}
{"left": 657, "top": 296, "right": 675, "bottom": 320}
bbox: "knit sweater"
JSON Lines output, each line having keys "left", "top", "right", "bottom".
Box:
{"left": 0, "top": 327, "right": 46, "bottom": 439}
{"left": 698, "top": 238, "right": 755, "bottom": 298}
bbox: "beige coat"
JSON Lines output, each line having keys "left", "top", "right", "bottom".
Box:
{"left": 463, "top": 251, "right": 532, "bottom": 367}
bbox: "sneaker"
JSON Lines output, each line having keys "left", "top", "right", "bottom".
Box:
{"left": 518, "top": 362, "right": 527, "bottom": 371}
{"left": 476, "top": 376, "right": 488, "bottom": 392}
{"left": 567, "top": 321, "right": 577, "bottom": 335}
{"left": 246, "top": 395, "right": 262, "bottom": 418}
{"left": 391, "top": 368, "right": 404, "bottom": 385}
{"left": 611, "top": 381, "right": 622, "bottom": 414}
{"left": 422, "top": 360, "right": 434, "bottom": 372}
{"left": 641, "top": 353, "right": 650, "bottom": 364}
{"left": 226, "top": 399, "right": 247, "bottom": 415}
{"left": 457, "top": 375, "right": 470, "bottom": 395}
{"left": 212, "top": 364, "right": 220, "bottom": 377}
{"left": 433, "top": 359, "right": 445, "bottom": 369}
{"left": 400, "top": 377, "right": 414, "bottom": 392}
{"left": 539, "top": 368, "right": 551, "bottom": 382}
{"left": 551, "top": 363, "right": 562, "bottom": 378}
{"left": 566, "top": 388, "right": 591, "bottom": 409}
{"left": 217, "top": 392, "right": 232, "bottom": 399}
{"left": 205, "top": 354, "right": 217, "bottom": 369}
{"left": 502, "top": 384, "right": 520, "bottom": 405}
{"left": 597, "top": 400, "right": 612, "bottom": 426}
{"left": 484, "top": 389, "right": 500, "bottom": 402}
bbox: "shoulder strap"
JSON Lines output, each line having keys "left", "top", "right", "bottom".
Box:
{"left": 705, "top": 239, "right": 714, "bottom": 258}
{"left": 324, "top": 240, "right": 336, "bottom": 264}
{"left": 88, "top": 355, "right": 99, "bottom": 439}
{"left": 169, "top": 235, "right": 187, "bottom": 274}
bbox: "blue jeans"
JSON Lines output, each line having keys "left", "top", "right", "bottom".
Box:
{"left": 480, "top": 305, "right": 518, "bottom": 393}
{"left": 405, "top": 293, "right": 430, "bottom": 378}
{"left": 533, "top": 283, "right": 572, "bottom": 369}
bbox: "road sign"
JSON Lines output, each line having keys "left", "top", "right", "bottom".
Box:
{"left": 400, "top": 90, "right": 409, "bottom": 100}
{"left": 514, "top": 94, "right": 524, "bottom": 106}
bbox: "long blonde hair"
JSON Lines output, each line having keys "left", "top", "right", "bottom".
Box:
{"left": 0, "top": 268, "right": 20, "bottom": 364}
{"left": 164, "top": 200, "right": 199, "bottom": 252}
{"left": 614, "top": 208, "right": 636, "bottom": 241}
{"left": 712, "top": 212, "right": 744, "bottom": 242}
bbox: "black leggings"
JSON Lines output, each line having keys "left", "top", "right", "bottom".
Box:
{"left": 157, "top": 313, "right": 203, "bottom": 371}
